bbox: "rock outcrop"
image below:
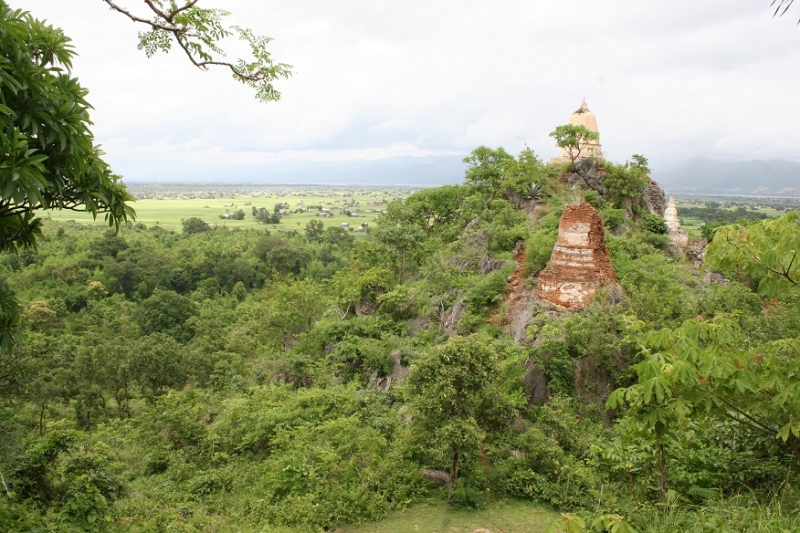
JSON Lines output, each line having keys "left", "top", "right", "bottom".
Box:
{"left": 642, "top": 180, "right": 666, "bottom": 216}
{"left": 664, "top": 196, "right": 689, "bottom": 250}
{"left": 446, "top": 220, "right": 508, "bottom": 275}
{"left": 565, "top": 157, "right": 605, "bottom": 192}
{"left": 535, "top": 204, "right": 620, "bottom": 309}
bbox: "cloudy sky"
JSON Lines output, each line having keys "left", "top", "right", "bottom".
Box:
{"left": 23, "top": 0, "right": 800, "bottom": 182}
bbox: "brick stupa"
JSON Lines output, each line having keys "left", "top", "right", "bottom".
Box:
{"left": 536, "top": 203, "right": 618, "bottom": 309}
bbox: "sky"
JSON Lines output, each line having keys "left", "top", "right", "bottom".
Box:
{"left": 22, "top": 0, "right": 800, "bottom": 182}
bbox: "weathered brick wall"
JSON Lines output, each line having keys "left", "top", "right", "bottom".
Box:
{"left": 536, "top": 203, "right": 617, "bottom": 309}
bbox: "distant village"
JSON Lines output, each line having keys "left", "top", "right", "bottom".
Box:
{"left": 128, "top": 184, "right": 418, "bottom": 202}
{"left": 126, "top": 184, "right": 417, "bottom": 227}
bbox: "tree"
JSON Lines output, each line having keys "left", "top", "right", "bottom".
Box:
{"left": 129, "top": 332, "right": 187, "bottom": 400}
{"left": 1, "top": 3, "right": 136, "bottom": 350}
{"left": 181, "top": 217, "right": 210, "bottom": 234}
{"left": 704, "top": 211, "right": 799, "bottom": 297}
{"left": 596, "top": 157, "right": 650, "bottom": 211}
{"left": 463, "top": 146, "right": 516, "bottom": 202}
{"left": 549, "top": 124, "right": 600, "bottom": 169}
{"left": 262, "top": 279, "right": 327, "bottom": 346}
{"left": 463, "top": 146, "right": 549, "bottom": 208}
{"left": 371, "top": 220, "right": 425, "bottom": 282}
{"left": 608, "top": 215, "right": 800, "bottom": 497}
{"left": 305, "top": 219, "right": 324, "bottom": 242}
{"left": 0, "top": 3, "right": 135, "bottom": 254}
{"left": 403, "top": 185, "right": 469, "bottom": 234}
{"left": 134, "top": 289, "right": 198, "bottom": 342}
{"left": 100, "top": 0, "right": 292, "bottom": 102}
{"left": 607, "top": 317, "right": 800, "bottom": 483}
{"left": 409, "top": 336, "right": 515, "bottom": 496}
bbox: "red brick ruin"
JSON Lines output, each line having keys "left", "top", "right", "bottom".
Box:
{"left": 535, "top": 203, "right": 618, "bottom": 309}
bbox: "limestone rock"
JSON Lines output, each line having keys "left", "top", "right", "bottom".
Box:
{"left": 369, "top": 350, "right": 410, "bottom": 392}
{"left": 507, "top": 286, "right": 542, "bottom": 344}
{"left": 687, "top": 238, "right": 708, "bottom": 267}
{"left": 422, "top": 469, "right": 451, "bottom": 486}
{"left": 477, "top": 256, "right": 506, "bottom": 275}
{"left": 521, "top": 359, "right": 551, "bottom": 405}
{"left": 536, "top": 203, "right": 620, "bottom": 309}
{"left": 566, "top": 157, "right": 604, "bottom": 192}
{"left": 446, "top": 220, "right": 508, "bottom": 274}
{"left": 642, "top": 180, "right": 666, "bottom": 216}
{"left": 440, "top": 296, "right": 467, "bottom": 337}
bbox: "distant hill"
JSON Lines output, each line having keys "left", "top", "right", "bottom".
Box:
{"left": 653, "top": 157, "right": 800, "bottom": 196}
{"left": 125, "top": 155, "right": 468, "bottom": 186}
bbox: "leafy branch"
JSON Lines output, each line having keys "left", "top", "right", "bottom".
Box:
{"left": 101, "top": 0, "right": 292, "bottom": 102}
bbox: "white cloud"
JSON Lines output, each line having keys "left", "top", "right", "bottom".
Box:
{"left": 22, "top": 0, "right": 800, "bottom": 181}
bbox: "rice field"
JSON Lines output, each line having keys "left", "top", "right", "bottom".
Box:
{"left": 44, "top": 184, "right": 419, "bottom": 232}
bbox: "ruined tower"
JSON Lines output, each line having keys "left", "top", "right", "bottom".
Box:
{"left": 535, "top": 204, "right": 619, "bottom": 309}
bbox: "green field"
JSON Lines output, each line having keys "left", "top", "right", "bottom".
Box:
{"left": 672, "top": 195, "right": 797, "bottom": 236}
{"left": 44, "top": 185, "right": 419, "bottom": 232}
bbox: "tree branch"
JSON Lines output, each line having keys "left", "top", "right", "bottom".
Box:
{"left": 716, "top": 396, "right": 778, "bottom": 436}
{"left": 102, "top": 0, "right": 281, "bottom": 86}
{"left": 167, "top": 0, "right": 201, "bottom": 21}
{"left": 722, "top": 234, "right": 796, "bottom": 285}
{"left": 101, "top": 0, "right": 182, "bottom": 34}
{"left": 143, "top": 0, "right": 172, "bottom": 22}
{"left": 0, "top": 472, "right": 10, "bottom": 498}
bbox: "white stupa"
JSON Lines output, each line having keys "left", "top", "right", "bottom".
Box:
{"left": 664, "top": 197, "right": 689, "bottom": 249}
{"left": 550, "top": 99, "right": 604, "bottom": 164}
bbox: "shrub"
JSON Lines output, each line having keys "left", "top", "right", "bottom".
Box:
{"left": 640, "top": 214, "right": 667, "bottom": 234}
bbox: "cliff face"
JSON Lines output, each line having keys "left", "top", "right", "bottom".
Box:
{"left": 535, "top": 203, "right": 619, "bottom": 309}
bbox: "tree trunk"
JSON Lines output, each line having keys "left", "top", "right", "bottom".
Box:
{"left": 448, "top": 450, "right": 459, "bottom": 500}
{"left": 656, "top": 442, "right": 668, "bottom": 502}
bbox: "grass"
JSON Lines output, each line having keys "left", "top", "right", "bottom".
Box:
{"left": 342, "top": 499, "right": 558, "bottom": 533}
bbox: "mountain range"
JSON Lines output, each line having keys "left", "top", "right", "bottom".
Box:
{"left": 124, "top": 154, "right": 800, "bottom": 196}
{"left": 124, "top": 155, "right": 467, "bottom": 186}
{"left": 653, "top": 157, "right": 800, "bottom": 196}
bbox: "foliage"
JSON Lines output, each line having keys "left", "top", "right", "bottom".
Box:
{"left": 135, "top": 289, "right": 198, "bottom": 341}
{"left": 409, "top": 336, "right": 517, "bottom": 494}
{"left": 639, "top": 214, "right": 666, "bottom": 235}
{"left": 463, "top": 146, "right": 549, "bottom": 205}
{"left": 608, "top": 315, "right": 800, "bottom": 501}
{"left": 182, "top": 216, "right": 211, "bottom": 234}
{"left": 0, "top": 2, "right": 134, "bottom": 257}
{"left": 772, "top": 0, "right": 797, "bottom": 22}
{"left": 704, "top": 211, "right": 800, "bottom": 296}
{"left": 548, "top": 124, "right": 600, "bottom": 168}
{"left": 524, "top": 208, "right": 562, "bottom": 276}
{"left": 602, "top": 159, "right": 650, "bottom": 212}
{"left": 1, "top": 163, "right": 798, "bottom": 530}
{"left": 101, "top": 0, "right": 292, "bottom": 102}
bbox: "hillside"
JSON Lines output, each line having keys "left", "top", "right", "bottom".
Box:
{"left": 654, "top": 157, "right": 800, "bottom": 196}
{"left": 2, "top": 150, "right": 800, "bottom": 532}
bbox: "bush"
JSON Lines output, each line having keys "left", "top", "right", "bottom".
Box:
{"left": 524, "top": 230, "right": 558, "bottom": 276}
{"left": 600, "top": 208, "right": 627, "bottom": 232}
{"left": 640, "top": 214, "right": 667, "bottom": 234}
{"left": 181, "top": 217, "right": 210, "bottom": 235}
{"left": 246, "top": 416, "right": 423, "bottom": 528}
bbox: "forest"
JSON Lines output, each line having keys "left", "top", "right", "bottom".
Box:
{"left": 1, "top": 141, "right": 800, "bottom": 532}
{"left": 3, "top": 2, "right": 800, "bottom": 532}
